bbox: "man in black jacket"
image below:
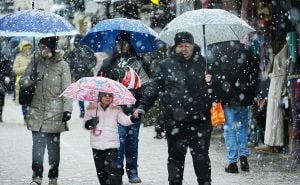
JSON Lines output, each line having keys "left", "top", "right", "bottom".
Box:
{"left": 135, "top": 32, "right": 216, "bottom": 185}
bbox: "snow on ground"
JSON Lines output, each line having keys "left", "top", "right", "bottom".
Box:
{"left": 0, "top": 94, "right": 299, "bottom": 185}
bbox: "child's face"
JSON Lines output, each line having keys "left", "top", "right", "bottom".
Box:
{"left": 100, "top": 94, "right": 113, "bottom": 106}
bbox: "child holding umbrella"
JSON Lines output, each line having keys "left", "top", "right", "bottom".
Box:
{"left": 83, "top": 92, "right": 143, "bottom": 185}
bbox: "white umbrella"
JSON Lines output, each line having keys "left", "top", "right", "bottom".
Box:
{"left": 158, "top": 9, "right": 255, "bottom": 48}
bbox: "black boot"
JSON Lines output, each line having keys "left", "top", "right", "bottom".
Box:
{"left": 154, "top": 133, "right": 163, "bottom": 139}
{"left": 240, "top": 156, "right": 249, "bottom": 171}
{"left": 225, "top": 162, "right": 238, "bottom": 173}
{"left": 0, "top": 110, "right": 2, "bottom": 122}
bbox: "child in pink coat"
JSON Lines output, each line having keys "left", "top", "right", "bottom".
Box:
{"left": 84, "top": 92, "right": 141, "bottom": 185}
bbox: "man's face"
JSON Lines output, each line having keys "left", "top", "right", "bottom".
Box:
{"left": 175, "top": 42, "right": 194, "bottom": 60}
{"left": 115, "top": 40, "right": 130, "bottom": 54}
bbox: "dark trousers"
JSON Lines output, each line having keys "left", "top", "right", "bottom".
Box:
{"left": 0, "top": 93, "right": 4, "bottom": 118}
{"left": 93, "top": 148, "right": 123, "bottom": 185}
{"left": 166, "top": 120, "right": 212, "bottom": 185}
{"left": 32, "top": 131, "right": 60, "bottom": 179}
{"left": 0, "top": 93, "right": 4, "bottom": 107}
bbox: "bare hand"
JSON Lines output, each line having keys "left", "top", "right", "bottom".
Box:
{"left": 133, "top": 109, "right": 145, "bottom": 118}
{"left": 205, "top": 71, "right": 212, "bottom": 85}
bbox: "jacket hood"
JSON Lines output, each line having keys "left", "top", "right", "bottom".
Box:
{"left": 18, "top": 40, "right": 33, "bottom": 53}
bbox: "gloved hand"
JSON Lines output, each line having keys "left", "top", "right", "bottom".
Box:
{"left": 30, "top": 72, "right": 44, "bottom": 81}
{"left": 62, "top": 111, "right": 72, "bottom": 122}
{"left": 4, "top": 76, "right": 10, "bottom": 84}
{"left": 85, "top": 116, "right": 99, "bottom": 130}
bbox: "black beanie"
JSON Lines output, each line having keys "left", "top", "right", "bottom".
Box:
{"left": 115, "top": 31, "right": 131, "bottom": 44}
{"left": 39, "top": 37, "right": 57, "bottom": 54}
{"left": 174, "top": 32, "right": 194, "bottom": 46}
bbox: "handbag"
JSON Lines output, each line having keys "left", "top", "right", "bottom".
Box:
{"left": 19, "top": 81, "right": 37, "bottom": 106}
{"left": 210, "top": 102, "right": 225, "bottom": 127}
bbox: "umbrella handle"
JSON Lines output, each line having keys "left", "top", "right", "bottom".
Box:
{"left": 203, "top": 24, "right": 207, "bottom": 71}
{"left": 95, "top": 105, "right": 98, "bottom": 117}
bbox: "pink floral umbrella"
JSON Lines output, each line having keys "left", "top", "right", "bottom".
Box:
{"left": 60, "top": 77, "right": 136, "bottom": 105}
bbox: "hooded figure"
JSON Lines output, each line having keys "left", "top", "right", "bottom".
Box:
{"left": 13, "top": 40, "right": 33, "bottom": 123}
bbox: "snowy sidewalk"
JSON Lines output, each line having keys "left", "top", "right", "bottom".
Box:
{"left": 0, "top": 94, "right": 299, "bottom": 185}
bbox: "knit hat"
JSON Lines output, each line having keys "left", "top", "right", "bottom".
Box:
{"left": 98, "top": 92, "right": 114, "bottom": 101}
{"left": 115, "top": 31, "right": 131, "bottom": 44}
{"left": 38, "top": 37, "right": 57, "bottom": 55}
{"left": 174, "top": 32, "right": 194, "bottom": 46}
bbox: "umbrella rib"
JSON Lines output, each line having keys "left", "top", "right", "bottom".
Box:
{"left": 228, "top": 25, "right": 241, "bottom": 40}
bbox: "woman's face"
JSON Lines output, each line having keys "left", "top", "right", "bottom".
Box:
{"left": 39, "top": 44, "right": 53, "bottom": 59}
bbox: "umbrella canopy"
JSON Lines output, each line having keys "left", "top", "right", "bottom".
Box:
{"left": 81, "top": 18, "right": 159, "bottom": 53}
{"left": 0, "top": 9, "right": 79, "bottom": 37}
{"left": 60, "top": 77, "right": 136, "bottom": 105}
{"left": 158, "top": 9, "right": 255, "bottom": 48}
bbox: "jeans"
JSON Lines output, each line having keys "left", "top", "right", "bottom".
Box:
{"left": 79, "top": 101, "right": 85, "bottom": 116}
{"left": 223, "top": 106, "right": 250, "bottom": 164}
{"left": 22, "top": 105, "right": 29, "bottom": 119}
{"left": 166, "top": 120, "right": 212, "bottom": 185}
{"left": 117, "top": 120, "right": 141, "bottom": 179}
{"left": 93, "top": 148, "right": 123, "bottom": 185}
{"left": 32, "top": 131, "right": 61, "bottom": 178}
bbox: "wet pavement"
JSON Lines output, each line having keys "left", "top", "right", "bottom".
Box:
{"left": 0, "top": 94, "right": 299, "bottom": 185}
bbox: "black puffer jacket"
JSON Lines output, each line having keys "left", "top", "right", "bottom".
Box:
{"left": 208, "top": 41, "right": 260, "bottom": 106}
{"left": 139, "top": 46, "right": 218, "bottom": 122}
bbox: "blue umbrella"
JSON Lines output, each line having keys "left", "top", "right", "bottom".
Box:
{"left": 81, "top": 18, "right": 159, "bottom": 53}
{"left": 0, "top": 9, "right": 78, "bottom": 37}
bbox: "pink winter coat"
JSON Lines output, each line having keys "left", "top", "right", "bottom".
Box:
{"left": 83, "top": 104, "right": 134, "bottom": 150}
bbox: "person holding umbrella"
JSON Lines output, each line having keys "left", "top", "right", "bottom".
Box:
{"left": 134, "top": 31, "right": 216, "bottom": 185}
{"left": 83, "top": 92, "right": 142, "bottom": 185}
{"left": 98, "top": 31, "right": 151, "bottom": 183}
{"left": 20, "top": 37, "right": 73, "bottom": 185}
{"left": 208, "top": 41, "right": 260, "bottom": 173}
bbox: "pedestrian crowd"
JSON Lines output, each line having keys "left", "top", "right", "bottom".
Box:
{"left": 0, "top": 1, "right": 299, "bottom": 185}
